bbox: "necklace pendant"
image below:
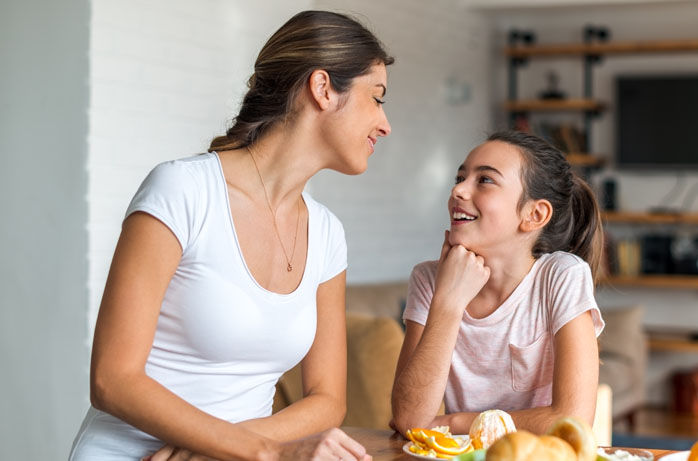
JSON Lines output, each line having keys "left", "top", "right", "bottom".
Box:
{"left": 287, "top": 263, "right": 293, "bottom": 272}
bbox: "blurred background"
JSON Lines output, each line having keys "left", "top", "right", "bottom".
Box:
{"left": 2, "top": 0, "right": 698, "bottom": 457}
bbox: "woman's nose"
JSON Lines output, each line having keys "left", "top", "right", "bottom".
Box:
{"left": 377, "top": 114, "right": 391, "bottom": 137}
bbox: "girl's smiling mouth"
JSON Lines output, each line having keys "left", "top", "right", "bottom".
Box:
{"left": 451, "top": 208, "right": 477, "bottom": 223}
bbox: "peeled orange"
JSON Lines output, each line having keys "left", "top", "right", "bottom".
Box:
{"left": 468, "top": 409, "right": 517, "bottom": 450}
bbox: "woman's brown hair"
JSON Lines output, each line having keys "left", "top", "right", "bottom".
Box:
{"left": 488, "top": 130, "right": 604, "bottom": 283}
{"left": 209, "top": 10, "right": 394, "bottom": 152}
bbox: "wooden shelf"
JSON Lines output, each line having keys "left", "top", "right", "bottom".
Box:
{"left": 649, "top": 337, "right": 698, "bottom": 353}
{"left": 602, "top": 274, "right": 698, "bottom": 289}
{"left": 566, "top": 153, "right": 604, "bottom": 167}
{"left": 505, "top": 98, "right": 605, "bottom": 112}
{"left": 602, "top": 211, "right": 698, "bottom": 224}
{"left": 505, "top": 39, "right": 698, "bottom": 58}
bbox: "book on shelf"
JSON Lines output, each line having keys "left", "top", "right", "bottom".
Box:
{"left": 535, "top": 122, "right": 587, "bottom": 154}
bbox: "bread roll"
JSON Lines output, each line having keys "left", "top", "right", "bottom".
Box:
{"left": 485, "top": 431, "right": 548, "bottom": 461}
{"left": 537, "top": 435, "right": 577, "bottom": 461}
{"left": 546, "top": 417, "right": 596, "bottom": 461}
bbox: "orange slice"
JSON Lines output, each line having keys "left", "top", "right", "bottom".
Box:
{"left": 409, "top": 428, "right": 448, "bottom": 444}
{"left": 425, "top": 435, "right": 473, "bottom": 456}
{"left": 689, "top": 440, "right": 698, "bottom": 461}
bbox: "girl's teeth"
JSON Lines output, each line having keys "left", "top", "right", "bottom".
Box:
{"left": 453, "top": 212, "right": 475, "bottom": 220}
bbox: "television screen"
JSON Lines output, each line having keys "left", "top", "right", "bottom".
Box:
{"left": 616, "top": 75, "right": 698, "bottom": 169}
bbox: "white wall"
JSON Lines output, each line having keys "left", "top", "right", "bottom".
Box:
{"left": 0, "top": 0, "right": 89, "bottom": 458}
{"left": 309, "top": 0, "right": 493, "bottom": 283}
{"left": 488, "top": 0, "right": 698, "bottom": 404}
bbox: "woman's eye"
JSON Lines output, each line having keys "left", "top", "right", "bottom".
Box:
{"left": 454, "top": 176, "right": 464, "bottom": 184}
{"left": 373, "top": 97, "right": 385, "bottom": 105}
{"left": 479, "top": 176, "right": 493, "bottom": 184}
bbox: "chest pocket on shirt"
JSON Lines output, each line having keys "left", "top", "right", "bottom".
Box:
{"left": 509, "top": 332, "right": 554, "bottom": 392}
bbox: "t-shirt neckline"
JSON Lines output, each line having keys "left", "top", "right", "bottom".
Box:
{"left": 212, "top": 151, "right": 310, "bottom": 299}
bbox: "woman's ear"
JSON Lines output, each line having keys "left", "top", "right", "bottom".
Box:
{"left": 520, "top": 199, "right": 553, "bottom": 233}
{"left": 307, "top": 69, "right": 333, "bottom": 110}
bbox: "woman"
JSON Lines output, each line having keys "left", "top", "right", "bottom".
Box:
{"left": 70, "top": 10, "right": 392, "bottom": 461}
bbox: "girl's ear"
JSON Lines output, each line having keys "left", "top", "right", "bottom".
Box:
{"left": 307, "top": 69, "right": 334, "bottom": 110}
{"left": 520, "top": 199, "right": 553, "bottom": 233}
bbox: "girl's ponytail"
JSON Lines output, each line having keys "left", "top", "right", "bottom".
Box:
{"left": 487, "top": 131, "right": 604, "bottom": 283}
{"left": 568, "top": 176, "right": 604, "bottom": 282}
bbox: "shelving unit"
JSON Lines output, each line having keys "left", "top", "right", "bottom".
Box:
{"left": 504, "top": 32, "right": 698, "bottom": 170}
{"left": 601, "top": 212, "right": 698, "bottom": 289}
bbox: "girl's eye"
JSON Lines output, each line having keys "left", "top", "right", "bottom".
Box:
{"left": 454, "top": 175, "right": 464, "bottom": 184}
{"left": 373, "top": 97, "right": 385, "bottom": 105}
{"left": 479, "top": 176, "right": 494, "bottom": 184}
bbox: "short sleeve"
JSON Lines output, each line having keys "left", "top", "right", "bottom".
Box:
{"left": 125, "top": 161, "right": 200, "bottom": 252}
{"left": 403, "top": 261, "right": 438, "bottom": 326}
{"left": 319, "top": 206, "right": 347, "bottom": 283}
{"left": 549, "top": 260, "right": 605, "bottom": 337}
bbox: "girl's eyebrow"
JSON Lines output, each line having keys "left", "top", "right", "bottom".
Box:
{"left": 458, "top": 164, "right": 504, "bottom": 178}
{"left": 375, "top": 83, "right": 386, "bottom": 97}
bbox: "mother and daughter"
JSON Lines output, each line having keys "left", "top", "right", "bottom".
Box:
{"left": 70, "top": 9, "right": 604, "bottom": 461}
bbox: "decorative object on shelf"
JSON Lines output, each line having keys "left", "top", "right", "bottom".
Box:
{"left": 538, "top": 70, "right": 567, "bottom": 100}
{"left": 601, "top": 178, "right": 617, "bottom": 211}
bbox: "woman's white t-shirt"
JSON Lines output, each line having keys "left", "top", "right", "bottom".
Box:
{"left": 70, "top": 153, "right": 347, "bottom": 459}
{"left": 403, "top": 251, "right": 604, "bottom": 415}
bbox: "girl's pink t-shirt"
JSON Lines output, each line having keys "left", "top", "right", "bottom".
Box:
{"left": 403, "top": 251, "right": 605, "bottom": 414}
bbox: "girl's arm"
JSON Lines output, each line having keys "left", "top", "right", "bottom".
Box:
{"left": 432, "top": 311, "right": 599, "bottom": 435}
{"left": 392, "top": 234, "right": 490, "bottom": 434}
{"left": 92, "top": 213, "right": 366, "bottom": 461}
{"left": 236, "top": 271, "right": 349, "bottom": 439}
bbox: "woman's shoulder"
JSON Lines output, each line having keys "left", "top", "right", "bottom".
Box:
{"left": 148, "top": 152, "right": 217, "bottom": 182}
{"left": 302, "top": 192, "right": 344, "bottom": 231}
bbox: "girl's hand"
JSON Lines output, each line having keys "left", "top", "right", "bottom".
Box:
{"left": 279, "top": 428, "right": 372, "bottom": 461}
{"left": 433, "top": 231, "right": 490, "bottom": 312}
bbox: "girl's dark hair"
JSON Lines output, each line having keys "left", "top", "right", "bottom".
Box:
{"left": 488, "top": 130, "right": 604, "bottom": 282}
{"left": 209, "top": 10, "right": 394, "bottom": 152}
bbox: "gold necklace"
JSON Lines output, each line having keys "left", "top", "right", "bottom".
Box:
{"left": 248, "top": 147, "right": 301, "bottom": 272}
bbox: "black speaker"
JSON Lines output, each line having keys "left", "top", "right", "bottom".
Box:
{"left": 641, "top": 234, "right": 674, "bottom": 274}
{"left": 601, "top": 178, "right": 617, "bottom": 211}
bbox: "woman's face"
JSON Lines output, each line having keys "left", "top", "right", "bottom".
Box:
{"left": 448, "top": 140, "right": 527, "bottom": 256}
{"left": 322, "top": 63, "right": 391, "bottom": 174}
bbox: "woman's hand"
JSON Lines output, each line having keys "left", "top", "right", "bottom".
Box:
{"left": 433, "top": 231, "right": 490, "bottom": 311}
{"left": 143, "top": 445, "right": 215, "bottom": 461}
{"left": 279, "top": 428, "right": 371, "bottom": 461}
{"left": 144, "top": 428, "right": 370, "bottom": 461}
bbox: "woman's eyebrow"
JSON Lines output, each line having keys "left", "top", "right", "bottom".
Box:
{"left": 375, "top": 84, "right": 386, "bottom": 97}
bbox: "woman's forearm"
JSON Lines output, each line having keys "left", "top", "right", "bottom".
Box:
{"left": 92, "top": 372, "right": 278, "bottom": 461}
{"left": 237, "top": 391, "right": 346, "bottom": 442}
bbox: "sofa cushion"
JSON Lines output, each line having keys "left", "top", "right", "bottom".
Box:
{"left": 598, "top": 305, "right": 647, "bottom": 418}
{"left": 273, "top": 312, "right": 405, "bottom": 429}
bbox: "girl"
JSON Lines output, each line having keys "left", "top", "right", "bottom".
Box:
{"left": 70, "top": 10, "right": 392, "bottom": 461}
{"left": 391, "top": 131, "right": 605, "bottom": 436}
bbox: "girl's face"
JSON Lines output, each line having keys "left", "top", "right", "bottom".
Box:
{"left": 448, "top": 140, "right": 528, "bottom": 256}
{"left": 322, "top": 63, "right": 391, "bottom": 174}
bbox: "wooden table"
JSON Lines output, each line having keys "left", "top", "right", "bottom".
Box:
{"left": 343, "top": 427, "right": 681, "bottom": 460}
